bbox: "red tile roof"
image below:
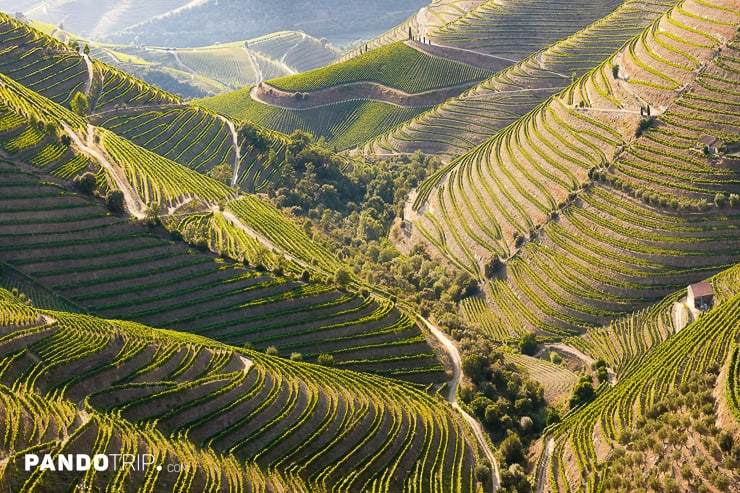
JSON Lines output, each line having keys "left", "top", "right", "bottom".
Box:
{"left": 689, "top": 282, "right": 713, "bottom": 298}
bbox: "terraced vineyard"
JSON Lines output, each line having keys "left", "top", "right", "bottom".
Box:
{"left": 408, "top": 0, "right": 740, "bottom": 336}
{"left": 201, "top": 92, "right": 431, "bottom": 151}
{"left": 0, "top": 12, "right": 86, "bottom": 107}
{"left": 0, "top": 157, "right": 445, "bottom": 383}
{"left": 248, "top": 31, "right": 339, "bottom": 73}
{"left": 540, "top": 262, "right": 740, "bottom": 491}
{"left": 335, "top": 0, "right": 487, "bottom": 64}
{"left": 431, "top": 0, "right": 624, "bottom": 59}
{"left": 364, "top": 0, "right": 678, "bottom": 159}
{"left": 93, "top": 105, "right": 237, "bottom": 176}
{"left": 0, "top": 290, "right": 480, "bottom": 492}
{"left": 267, "top": 42, "right": 493, "bottom": 94}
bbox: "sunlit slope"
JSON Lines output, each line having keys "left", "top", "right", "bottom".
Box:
{"left": 0, "top": 290, "right": 479, "bottom": 492}
{"left": 363, "top": 0, "right": 678, "bottom": 159}
{"left": 198, "top": 41, "right": 493, "bottom": 150}
{"left": 431, "top": 0, "right": 624, "bottom": 59}
{"left": 539, "top": 262, "right": 740, "bottom": 491}
{"left": 410, "top": 0, "right": 740, "bottom": 336}
{"left": 0, "top": 73, "right": 445, "bottom": 384}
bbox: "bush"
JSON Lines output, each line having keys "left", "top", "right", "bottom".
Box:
{"left": 518, "top": 333, "right": 538, "bottom": 356}
{"left": 73, "top": 172, "right": 97, "bottom": 194}
{"left": 105, "top": 190, "right": 124, "bottom": 213}
{"left": 289, "top": 352, "right": 302, "bottom": 361}
{"left": 550, "top": 351, "right": 562, "bottom": 365}
{"left": 714, "top": 193, "right": 727, "bottom": 208}
{"left": 265, "top": 346, "right": 279, "bottom": 356}
{"left": 569, "top": 377, "right": 595, "bottom": 409}
{"left": 499, "top": 434, "right": 525, "bottom": 467}
{"left": 317, "top": 353, "right": 334, "bottom": 366}
{"left": 474, "top": 464, "right": 491, "bottom": 484}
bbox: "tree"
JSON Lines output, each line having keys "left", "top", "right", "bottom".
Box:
{"left": 500, "top": 434, "right": 525, "bottom": 466}
{"left": 518, "top": 332, "right": 538, "bottom": 356}
{"left": 144, "top": 201, "right": 160, "bottom": 226}
{"left": 569, "top": 377, "right": 595, "bottom": 409}
{"left": 612, "top": 64, "right": 619, "bottom": 78}
{"left": 334, "top": 266, "right": 352, "bottom": 287}
{"left": 73, "top": 172, "right": 97, "bottom": 195}
{"left": 70, "top": 92, "right": 89, "bottom": 116}
{"left": 484, "top": 255, "right": 503, "bottom": 279}
{"left": 105, "top": 190, "right": 124, "bottom": 213}
{"left": 207, "top": 163, "right": 232, "bottom": 185}
{"left": 265, "top": 346, "right": 279, "bottom": 356}
{"left": 290, "top": 352, "right": 302, "bottom": 361}
{"left": 317, "top": 353, "right": 334, "bottom": 366}
{"left": 83, "top": 44, "right": 90, "bottom": 55}
{"left": 461, "top": 354, "right": 486, "bottom": 382}
{"left": 474, "top": 464, "right": 491, "bottom": 484}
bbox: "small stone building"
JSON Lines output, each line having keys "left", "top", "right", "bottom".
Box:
{"left": 697, "top": 135, "right": 725, "bottom": 154}
{"left": 687, "top": 282, "right": 713, "bottom": 310}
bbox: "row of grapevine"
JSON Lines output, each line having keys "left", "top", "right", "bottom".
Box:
{"left": 0, "top": 292, "right": 480, "bottom": 491}
{"left": 95, "top": 105, "right": 236, "bottom": 174}
{"left": 267, "top": 42, "right": 493, "bottom": 94}
{"left": 364, "top": 0, "right": 677, "bottom": 159}
{"left": 0, "top": 161, "right": 444, "bottom": 382}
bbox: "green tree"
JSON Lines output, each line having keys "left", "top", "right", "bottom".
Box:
{"left": 83, "top": 44, "right": 90, "bottom": 55}
{"left": 518, "top": 332, "right": 538, "bottom": 356}
{"left": 207, "top": 163, "right": 232, "bottom": 185}
{"left": 334, "top": 266, "right": 352, "bottom": 287}
{"left": 73, "top": 172, "right": 97, "bottom": 195}
{"left": 499, "top": 434, "right": 525, "bottom": 466}
{"left": 569, "top": 377, "right": 595, "bottom": 409}
{"left": 105, "top": 190, "right": 124, "bottom": 213}
{"left": 70, "top": 92, "right": 89, "bottom": 116}
{"left": 317, "top": 353, "right": 334, "bottom": 366}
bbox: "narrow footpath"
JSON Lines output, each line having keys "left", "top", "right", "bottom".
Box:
{"left": 421, "top": 317, "right": 500, "bottom": 492}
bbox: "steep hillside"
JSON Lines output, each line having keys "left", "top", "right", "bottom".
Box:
{"left": 537, "top": 262, "right": 740, "bottom": 491}
{"left": 406, "top": 0, "right": 740, "bottom": 337}
{"left": 0, "top": 80, "right": 446, "bottom": 383}
{"left": 363, "top": 0, "right": 678, "bottom": 159}
{"left": 0, "top": 14, "right": 452, "bottom": 386}
{"left": 5, "top": 0, "right": 429, "bottom": 46}
{"left": 0, "top": 289, "right": 482, "bottom": 492}
{"left": 198, "top": 41, "right": 494, "bottom": 150}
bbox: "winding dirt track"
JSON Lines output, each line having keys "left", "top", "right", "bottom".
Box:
{"left": 421, "top": 317, "right": 500, "bottom": 491}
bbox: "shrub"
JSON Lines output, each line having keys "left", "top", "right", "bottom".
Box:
{"left": 714, "top": 193, "right": 727, "bottom": 208}
{"left": 289, "top": 352, "right": 302, "bottom": 361}
{"left": 105, "top": 190, "right": 124, "bottom": 213}
{"left": 265, "top": 346, "right": 279, "bottom": 356}
{"left": 317, "top": 353, "right": 334, "bottom": 366}
{"left": 73, "top": 172, "right": 97, "bottom": 195}
{"left": 518, "top": 333, "right": 538, "bottom": 356}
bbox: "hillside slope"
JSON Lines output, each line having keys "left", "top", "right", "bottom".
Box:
{"left": 0, "top": 289, "right": 481, "bottom": 492}
{"left": 363, "top": 0, "right": 678, "bottom": 159}
{"left": 538, "top": 262, "right": 740, "bottom": 491}
{"left": 407, "top": 0, "right": 740, "bottom": 337}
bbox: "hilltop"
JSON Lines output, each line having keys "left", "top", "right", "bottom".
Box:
{"left": 2, "top": 0, "right": 428, "bottom": 46}
{"left": 1, "top": 1, "right": 740, "bottom": 492}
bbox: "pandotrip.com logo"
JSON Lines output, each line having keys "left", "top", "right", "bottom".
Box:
{"left": 24, "top": 453, "right": 190, "bottom": 473}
